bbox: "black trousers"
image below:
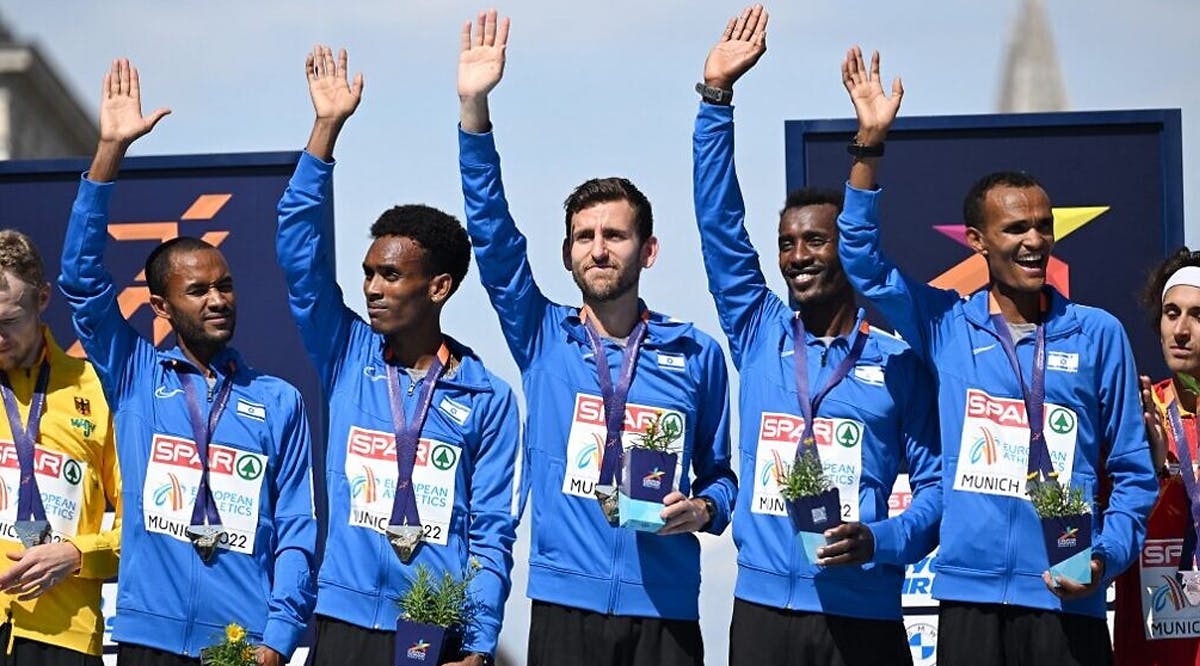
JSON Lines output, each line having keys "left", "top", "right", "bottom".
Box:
{"left": 528, "top": 600, "right": 704, "bottom": 666}
{"left": 116, "top": 643, "right": 199, "bottom": 666}
{"left": 727, "top": 598, "right": 912, "bottom": 666}
{"left": 0, "top": 623, "right": 103, "bottom": 666}
{"left": 306, "top": 615, "right": 394, "bottom": 666}
{"left": 937, "top": 600, "right": 1113, "bottom": 666}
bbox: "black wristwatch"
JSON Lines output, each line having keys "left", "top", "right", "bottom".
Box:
{"left": 697, "top": 496, "right": 717, "bottom": 531}
{"left": 846, "top": 140, "right": 885, "bottom": 158}
{"left": 695, "top": 82, "right": 733, "bottom": 106}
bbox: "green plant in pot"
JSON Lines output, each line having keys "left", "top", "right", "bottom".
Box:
{"left": 395, "top": 560, "right": 481, "bottom": 665}
{"left": 618, "top": 411, "right": 683, "bottom": 532}
{"left": 1027, "top": 478, "right": 1093, "bottom": 585}
{"left": 776, "top": 448, "right": 842, "bottom": 563}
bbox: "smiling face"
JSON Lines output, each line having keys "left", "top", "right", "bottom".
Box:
{"left": 562, "top": 199, "right": 658, "bottom": 303}
{"left": 777, "top": 203, "right": 850, "bottom": 308}
{"left": 0, "top": 271, "right": 48, "bottom": 371}
{"left": 362, "top": 235, "right": 450, "bottom": 337}
{"left": 149, "top": 248, "right": 237, "bottom": 353}
{"left": 1161, "top": 284, "right": 1200, "bottom": 377}
{"left": 967, "top": 185, "right": 1055, "bottom": 293}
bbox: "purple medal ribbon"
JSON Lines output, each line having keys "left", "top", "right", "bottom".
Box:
{"left": 990, "top": 312, "right": 1056, "bottom": 484}
{"left": 791, "top": 316, "right": 869, "bottom": 463}
{"left": 178, "top": 361, "right": 236, "bottom": 531}
{"left": 384, "top": 354, "right": 446, "bottom": 530}
{"left": 582, "top": 317, "right": 649, "bottom": 487}
{"left": 1166, "top": 401, "right": 1200, "bottom": 570}
{"left": 0, "top": 361, "right": 51, "bottom": 524}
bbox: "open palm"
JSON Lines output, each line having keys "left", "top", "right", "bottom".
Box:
{"left": 307, "top": 45, "right": 362, "bottom": 122}
{"left": 703, "top": 5, "right": 768, "bottom": 90}
{"left": 458, "top": 10, "right": 509, "bottom": 99}
{"left": 841, "top": 46, "right": 902, "bottom": 137}
{"left": 99, "top": 59, "right": 169, "bottom": 145}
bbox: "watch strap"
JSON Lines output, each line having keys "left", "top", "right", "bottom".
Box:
{"left": 695, "top": 82, "right": 733, "bottom": 106}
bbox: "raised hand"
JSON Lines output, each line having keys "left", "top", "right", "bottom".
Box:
{"left": 307, "top": 45, "right": 363, "bottom": 124}
{"left": 841, "top": 46, "right": 902, "bottom": 146}
{"left": 99, "top": 58, "right": 170, "bottom": 147}
{"left": 458, "top": 9, "right": 510, "bottom": 101}
{"left": 703, "top": 4, "right": 768, "bottom": 91}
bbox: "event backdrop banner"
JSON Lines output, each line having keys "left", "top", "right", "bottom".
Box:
{"left": 786, "top": 109, "right": 1185, "bottom": 379}
{"left": 0, "top": 151, "right": 329, "bottom": 655}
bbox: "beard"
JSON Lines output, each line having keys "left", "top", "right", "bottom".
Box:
{"left": 171, "top": 312, "right": 235, "bottom": 356}
{"left": 572, "top": 263, "right": 639, "bottom": 303}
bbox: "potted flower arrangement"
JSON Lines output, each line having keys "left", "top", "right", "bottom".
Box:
{"left": 1027, "top": 479, "right": 1093, "bottom": 585}
{"left": 394, "top": 561, "right": 480, "bottom": 665}
{"left": 199, "top": 623, "right": 256, "bottom": 666}
{"left": 618, "top": 412, "right": 682, "bottom": 532}
{"left": 775, "top": 449, "right": 842, "bottom": 563}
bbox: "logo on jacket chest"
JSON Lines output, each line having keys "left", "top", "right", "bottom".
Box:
{"left": 561, "top": 394, "right": 686, "bottom": 499}
{"left": 0, "top": 441, "right": 87, "bottom": 543}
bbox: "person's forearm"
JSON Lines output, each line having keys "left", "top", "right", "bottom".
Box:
{"left": 460, "top": 94, "right": 491, "bottom": 134}
{"left": 305, "top": 118, "right": 345, "bottom": 162}
{"left": 88, "top": 140, "right": 129, "bottom": 182}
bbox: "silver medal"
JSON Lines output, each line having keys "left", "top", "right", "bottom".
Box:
{"left": 13, "top": 519, "right": 50, "bottom": 548}
{"left": 594, "top": 486, "right": 620, "bottom": 526}
{"left": 187, "top": 524, "right": 222, "bottom": 563}
{"left": 387, "top": 524, "right": 423, "bottom": 563}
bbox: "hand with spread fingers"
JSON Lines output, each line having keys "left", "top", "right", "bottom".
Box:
{"left": 1140, "top": 375, "right": 1169, "bottom": 475}
{"left": 841, "top": 45, "right": 903, "bottom": 147}
{"left": 91, "top": 58, "right": 171, "bottom": 182}
{"left": 304, "top": 44, "right": 364, "bottom": 160}
{"left": 0, "top": 541, "right": 82, "bottom": 601}
{"left": 702, "top": 4, "right": 768, "bottom": 91}
{"left": 816, "top": 522, "right": 876, "bottom": 566}
{"left": 458, "top": 9, "right": 511, "bottom": 133}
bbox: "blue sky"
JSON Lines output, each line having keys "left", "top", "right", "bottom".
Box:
{"left": 4, "top": 1, "right": 1196, "bottom": 660}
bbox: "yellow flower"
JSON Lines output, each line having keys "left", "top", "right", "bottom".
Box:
{"left": 225, "top": 623, "right": 246, "bottom": 643}
{"left": 242, "top": 645, "right": 255, "bottom": 662}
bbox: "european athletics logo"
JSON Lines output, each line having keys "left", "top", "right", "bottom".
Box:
{"left": 350, "top": 467, "right": 378, "bottom": 503}
{"left": 969, "top": 427, "right": 999, "bottom": 465}
{"left": 406, "top": 639, "right": 431, "bottom": 660}
{"left": 576, "top": 434, "right": 603, "bottom": 471}
{"left": 152, "top": 473, "right": 185, "bottom": 511}
{"left": 642, "top": 468, "right": 665, "bottom": 490}
{"left": 1153, "top": 574, "right": 1200, "bottom": 612}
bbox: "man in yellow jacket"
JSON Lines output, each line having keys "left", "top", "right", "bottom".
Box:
{"left": 0, "top": 229, "right": 119, "bottom": 665}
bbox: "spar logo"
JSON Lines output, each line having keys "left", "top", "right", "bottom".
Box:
{"left": 351, "top": 467, "right": 379, "bottom": 503}
{"left": 153, "top": 473, "right": 185, "bottom": 511}
{"left": 642, "top": 468, "right": 664, "bottom": 490}
{"left": 346, "top": 426, "right": 447, "bottom": 469}
{"left": 0, "top": 441, "right": 72, "bottom": 479}
{"left": 758, "top": 413, "right": 838, "bottom": 447}
{"left": 1057, "top": 526, "right": 1079, "bottom": 549}
{"left": 965, "top": 390, "right": 1030, "bottom": 427}
{"left": 150, "top": 435, "right": 239, "bottom": 475}
{"left": 572, "top": 395, "right": 683, "bottom": 435}
{"left": 969, "top": 427, "right": 1000, "bottom": 465}
{"left": 1048, "top": 407, "right": 1076, "bottom": 435}
{"left": 406, "top": 639, "right": 431, "bottom": 660}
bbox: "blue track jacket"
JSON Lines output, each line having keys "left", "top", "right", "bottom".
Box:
{"left": 58, "top": 177, "right": 317, "bottom": 657}
{"left": 837, "top": 183, "right": 1157, "bottom": 617}
{"left": 459, "top": 128, "right": 738, "bottom": 621}
{"left": 693, "top": 103, "right": 942, "bottom": 621}
{"left": 276, "top": 152, "right": 519, "bottom": 655}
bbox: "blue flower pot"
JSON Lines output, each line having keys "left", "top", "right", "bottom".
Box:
{"left": 785, "top": 487, "right": 843, "bottom": 563}
{"left": 618, "top": 449, "right": 679, "bottom": 532}
{"left": 1040, "top": 513, "right": 1093, "bottom": 585}
{"left": 394, "top": 618, "right": 459, "bottom": 665}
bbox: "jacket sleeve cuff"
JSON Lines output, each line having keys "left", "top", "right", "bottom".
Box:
{"left": 841, "top": 182, "right": 882, "bottom": 225}
{"left": 260, "top": 617, "right": 306, "bottom": 658}
{"left": 74, "top": 174, "right": 115, "bottom": 210}
{"left": 866, "top": 518, "right": 903, "bottom": 565}
{"left": 65, "top": 533, "right": 118, "bottom": 580}
{"left": 696, "top": 102, "right": 734, "bottom": 132}
{"left": 291, "top": 151, "right": 335, "bottom": 193}
{"left": 458, "top": 127, "right": 499, "bottom": 166}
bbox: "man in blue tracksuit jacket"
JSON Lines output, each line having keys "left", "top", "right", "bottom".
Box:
{"left": 57, "top": 59, "right": 316, "bottom": 665}
{"left": 275, "top": 46, "right": 518, "bottom": 666}
{"left": 457, "top": 12, "right": 737, "bottom": 666}
{"left": 692, "top": 9, "right": 941, "bottom": 665}
{"left": 835, "top": 47, "right": 1157, "bottom": 665}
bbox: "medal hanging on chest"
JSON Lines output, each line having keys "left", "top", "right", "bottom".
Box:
{"left": 582, "top": 315, "right": 648, "bottom": 527}
{"left": 1167, "top": 401, "right": 1200, "bottom": 578}
{"left": 384, "top": 345, "right": 450, "bottom": 563}
{"left": 178, "top": 361, "right": 236, "bottom": 563}
{"left": 1, "top": 361, "right": 53, "bottom": 548}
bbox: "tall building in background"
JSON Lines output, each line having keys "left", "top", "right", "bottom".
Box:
{"left": 0, "top": 12, "right": 96, "bottom": 159}
{"left": 998, "top": 0, "right": 1068, "bottom": 113}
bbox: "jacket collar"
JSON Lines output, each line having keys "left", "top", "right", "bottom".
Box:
{"left": 560, "top": 299, "right": 693, "bottom": 348}
{"left": 159, "top": 344, "right": 244, "bottom": 379}
{"left": 962, "top": 285, "right": 1081, "bottom": 340}
{"left": 376, "top": 333, "right": 495, "bottom": 393}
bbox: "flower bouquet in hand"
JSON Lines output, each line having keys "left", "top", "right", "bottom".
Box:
{"left": 1028, "top": 479, "right": 1093, "bottom": 585}
{"left": 776, "top": 449, "right": 842, "bottom": 563}
{"left": 199, "top": 624, "right": 256, "bottom": 666}
{"left": 394, "top": 561, "right": 481, "bottom": 665}
{"left": 618, "top": 412, "right": 682, "bottom": 532}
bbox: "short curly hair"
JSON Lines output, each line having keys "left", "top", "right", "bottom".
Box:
{"left": 0, "top": 229, "right": 45, "bottom": 292}
{"left": 562, "top": 177, "right": 653, "bottom": 242}
{"left": 780, "top": 187, "right": 844, "bottom": 217}
{"left": 371, "top": 205, "right": 471, "bottom": 297}
{"left": 962, "top": 171, "right": 1046, "bottom": 230}
{"left": 1141, "top": 246, "right": 1200, "bottom": 331}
